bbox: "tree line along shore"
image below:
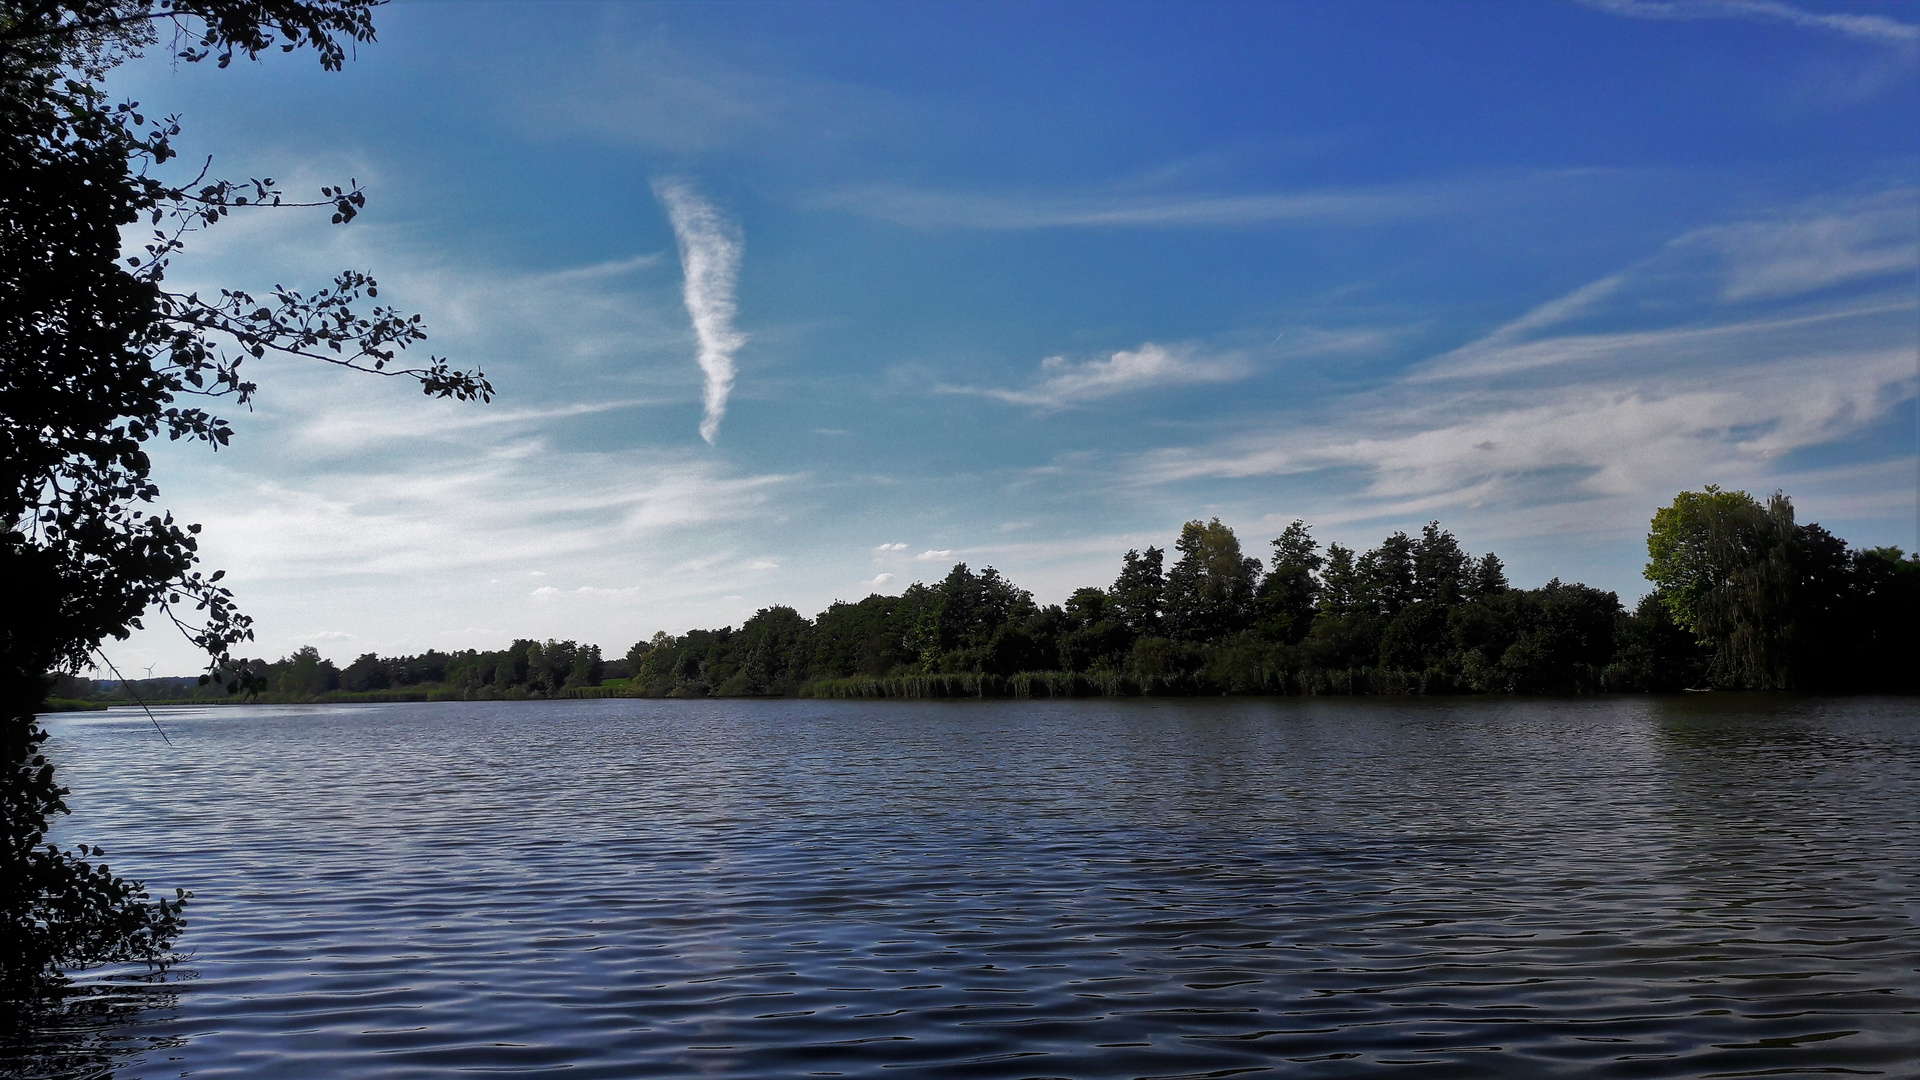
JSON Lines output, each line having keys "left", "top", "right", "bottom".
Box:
{"left": 53, "top": 488, "right": 1920, "bottom": 709}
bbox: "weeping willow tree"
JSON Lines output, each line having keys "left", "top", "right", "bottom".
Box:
{"left": 1645, "top": 487, "right": 1804, "bottom": 689}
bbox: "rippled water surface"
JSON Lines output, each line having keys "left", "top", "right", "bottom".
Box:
{"left": 14, "top": 696, "right": 1920, "bottom": 1078}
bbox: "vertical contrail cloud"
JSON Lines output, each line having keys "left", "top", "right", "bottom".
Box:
{"left": 655, "top": 179, "right": 745, "bottom": 444}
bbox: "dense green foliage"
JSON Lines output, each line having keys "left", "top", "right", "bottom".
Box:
{"left": 1642, "top": 487, "right": 1913, "bottom": 690}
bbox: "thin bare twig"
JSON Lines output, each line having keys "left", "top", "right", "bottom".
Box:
{"left": 91, "top": 649, "right": 172, "bottom": 745}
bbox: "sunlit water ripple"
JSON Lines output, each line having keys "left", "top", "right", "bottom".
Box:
{"left": 10, "top": 696, "right": 1919, "bottom": 1078}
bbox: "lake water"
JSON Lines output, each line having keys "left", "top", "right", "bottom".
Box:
{"left": 10, "top": 696, "right": 1919, "bottom": 1078}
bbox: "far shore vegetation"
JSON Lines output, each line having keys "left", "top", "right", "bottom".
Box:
{"left": 55, "top": 488, "right": 1919, "bottom": 710}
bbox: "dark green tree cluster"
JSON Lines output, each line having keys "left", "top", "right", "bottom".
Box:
{"left": 1642, "top": 487, "right": 1917, "bottom": 690}
{"left": 621, "top": 494, "right": 1916, "bottom": 698}
{"left": 68, "top": 640, "right": 620, "bottom": 704}
{"left": 339, "top": 649, "right": 449, "bottom": 693}
{"left": 440, "top": 639, "right": 606, "bottom": 697}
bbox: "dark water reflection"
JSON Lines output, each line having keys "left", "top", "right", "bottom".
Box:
{"left": 14, "top": 696, "right": 1919, "bottom": 1078}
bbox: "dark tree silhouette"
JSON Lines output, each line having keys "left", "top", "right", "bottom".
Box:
{"left": 2, "top": 0, "right": 489, "bottom": 991}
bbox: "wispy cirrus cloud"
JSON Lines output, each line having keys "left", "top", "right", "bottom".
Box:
{"left": 824, "top": 186, "right": 1429, "bottom": 230}
{"left": 941, "top": 343, "right": 1248, "bottom": 409}
{"left": 1676, "top": 189, "right": 1920, "bottom": 300}
{"left": 133, "top": 399, "right": 806, "bottom": 666}
{"left": 1409, "top": 187, "right": 1920, "bottom": 384}
{"left": 1578, "top": 0, "right": 1919, "bottom": 46}
{"left": 655, "top": 179, "right": 746, "bottom": 444}
{"left": 290, "top": 398, "right": 667, "bottom": 455}
{"left": 525, "top": 23, "right": 905, "bottom": 157}
{"left": 1140, "top": 335, "right": 1912, "bottom": 498}
{"left": 1121, "top": 187, "right": 1919, "bottom": 538}
{"left": 813, "top": 168, "right": 1641, "bottom": 231}
{"left": 151, "top": 179, "right": 694, "bottom": 383}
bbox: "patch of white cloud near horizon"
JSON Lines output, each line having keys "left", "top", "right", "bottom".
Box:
{"left": 1125, "top": 189, "right": 1919, "bottom": 544}
{"left": 943, "top": 343, "right": 1249, "bottom": 409}
{"left": 116, "top": 351, "right": 799, "bottom": 590}
{"left": 99, "top": 419, "right": 810, "bottom": 672}
{"left": 1577, "top": 0, "right": 1919, "bottom": 45}
{"left": 183, "top": 440, "right": 796, "bottom": 582}
{"left": 655, "top": 180, "right": 746, "bottom": 444}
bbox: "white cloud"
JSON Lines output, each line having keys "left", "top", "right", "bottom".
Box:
{"left": 749, "top": 560, "right": 780, "bottom": 571}
{"left": 823, "top": 186, "right": 1429, "bottom": 230}
{"left": 541, "top": 252, "right": 665, "bottom": 282}
{"left": 156, "top": 196, "right": 695, "bottom": 385}
{"left": 1409, "top": 189, "right": 1918, "bottom": 385}
{"left": 1146, "top": 342, "right": 1910, "bottom": 495}
{"left": 814, "top": 169, "right": 1637, "bottom": 231}
{"left": 1679, "top": 191, "right": 1920, "bottom": 300}
{"left": 303, "top": 630, "right": 355, "bottom": 642}
{"left": 1578, "top": 0, "right": 1919, "bottom": 46}
{"left": 655, "top": 179, "right": 747, "bottom": 444}
{"left": 529, "top": 25, "right": 904, "bottom": 157}
{"left": 1412, "top": 301, "right": 1909, "bottom": 385}
{"left": 916, "top": 549, "right": 954, "bottom": 561}
{"left": 188, "top": 442, "right": 795, "bottom": 582}
{"left": 942, "top": 343, "right": 1249, "bottom": 409}
{"left": 106, "top": 420, "right": 810, "bottom": 669}
{"left": 291, "top": 399, "right": 667, "bottom": 456}
{"left": 859, "top": 573, "right": 896, "bottom": 590}
{"left": 1117, "top": 188, "right": 1918, "bottom": 557}
{"left": 874, "top": 542, "right": 908, "bottom": 551}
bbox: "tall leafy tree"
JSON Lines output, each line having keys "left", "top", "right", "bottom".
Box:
{"left": 1255, "top": 519, "right": 1321, "bottom": 644}
{"left": 1411, "top": 522, "right": 1469, "bottom": 605}
{"left": 1358, "top": 531, "right": 1416, "bottom": 619}
{"left": 1467, "top": 552, "right": 1509, "bottom": 599}
{"left": 734, "top": 606, "right": 809, "bottom": 694}
{"left": 1645, "top": 487, "right": 1801, "bottom": 688}
{"left": 1163, "top": 518, "right": 1261, "bottom": 642}
{"left": 2, "top": 0, "right": 488, "bottom": 991}
{"left": 1108, "top": 546, "right": 1165, "bottom": 638}
{"left": 1317, "top": 542, "right": 1365, "bottom": 617}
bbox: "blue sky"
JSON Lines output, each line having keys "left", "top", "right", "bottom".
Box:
{"left": 100, "top": 0, "right": 1919, "bottom": 675}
